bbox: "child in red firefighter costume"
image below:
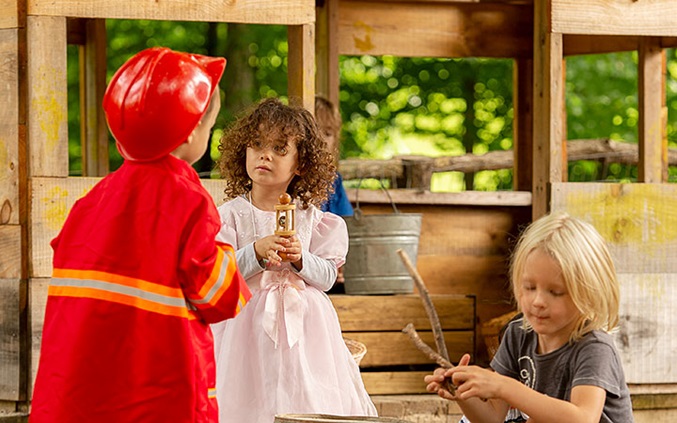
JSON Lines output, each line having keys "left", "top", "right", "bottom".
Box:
{"left": 29, "top": 47, "right": 251, "bottom": 423}
{"left": 211, "top": 98, "right": 377, "bottom": 423}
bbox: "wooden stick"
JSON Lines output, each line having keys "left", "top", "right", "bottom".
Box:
{"left": 397, "top": 249, "right": 450, "bottom": 361}
{"left": 402, "top": 323, "right": 456, "bottom": 395}
{"left": 402, "top": 323, "right": 453, "bottom": 368}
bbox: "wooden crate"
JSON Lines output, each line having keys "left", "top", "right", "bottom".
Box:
{"left": 331, "top": 294, "right": 475, "bottom": 395}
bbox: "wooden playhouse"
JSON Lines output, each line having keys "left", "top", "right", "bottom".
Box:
{"left": 1, "top": 0, "right": 677, "bottom": 421}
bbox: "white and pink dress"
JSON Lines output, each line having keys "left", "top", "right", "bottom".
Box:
{"left": 211, "top": 195, "right": 377, "bottom": 423}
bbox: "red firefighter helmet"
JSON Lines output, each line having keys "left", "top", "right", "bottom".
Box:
{"left": 103, "top": 47, "right": 226, "bottom": 161}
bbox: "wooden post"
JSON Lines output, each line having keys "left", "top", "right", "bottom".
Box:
{"left": 397, "top": 156, "right": 433, "bottom": 190}
{"left": 638, "top": 37, "right": 667, "bottom": 183}
{"left": 0, "top": 18, "right": 25, "bottom": 401}
{"left": 288, "top": 23, "right": 315, "bottom": 112}
{"left": 315, "top": 0, "right": 339, "bottom": 106}
{"left": 513, "top": 58, "right": 533, "bottom": 192}
{"left": 532, "top": 0, "right": 564, "bottom": 219}
{"left": 27, "top": 16, "right": 68, "bottom": 178}
{"left": 79, "top": 18, "right": 108, "bottom": 176}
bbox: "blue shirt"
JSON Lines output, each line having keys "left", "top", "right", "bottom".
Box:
{"left": 321, "top": 173, "right": 354, "bottom": 216}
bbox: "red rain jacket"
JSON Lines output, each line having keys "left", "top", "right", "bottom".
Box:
{"left": 30, "top": 155, "right": 251, "bottom": 423}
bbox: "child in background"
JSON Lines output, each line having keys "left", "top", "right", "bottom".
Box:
{"left": 315, "top": 95, "right": 354, "bottom": 217}
{"left": 30, "top": 47, "right": 251, "bottom": 423}
{"left": 315, "top": 96, "right": 353, "bottom": 290}
{"left": 211, "top": 98, "right": 377, "bottom": 423}
{"left": 424, "top": 212, "right": 634, "bottom": 423}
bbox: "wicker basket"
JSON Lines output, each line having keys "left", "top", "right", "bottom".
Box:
{"left": 344, "top": 338, "right": 367, "bottom": 366}
{"left": 481, "top": 311, "right": 519, "bottom": 359}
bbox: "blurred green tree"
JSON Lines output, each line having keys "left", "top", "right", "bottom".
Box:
{"left": 66, "top": 21, "right": 677, "bottom": 188}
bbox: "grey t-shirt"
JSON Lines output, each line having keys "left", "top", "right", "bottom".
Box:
{"left": 491, "top": 318, "right": 634, "bottom": 423}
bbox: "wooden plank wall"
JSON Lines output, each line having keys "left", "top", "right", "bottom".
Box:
{"left": 0, "top": 0, "right": 24, "bottom": 402}
{"left": 339, "top": 194, "right": 532, "bottom": 365}
{"left": 27, "top": 0, "right": 314, "bottom": 25}
{"left": 332, "top": 294, "right": 475, "bottom": 395}
{"left": 551, "top": 183, "right": 677, "bottom": 384}
{"left": 30, "top": 179, "right": 528, "bottom": 396}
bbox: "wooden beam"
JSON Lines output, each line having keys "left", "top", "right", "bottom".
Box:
{"left": 563, "top": 35, "right": 677, "bottom": 56}
{"left": 0, "top": 28, "right": 21, "bottom": 226}
{"left": 513, "top": 58, "right": 533, "bottom": 191}
{"left": 28, "top": 277, "right": 48, "bottom": 398}
{"left": 315, "top": 0, "right": 339, "bottom": 105}
{"left": 0, "top": 0, "right": 23, "bottom": 29}
{"left": 27, "top": 15, "right": 68, "bottom": 178}
{"left": 361, "top": 371, "right": 430, "bottom": 395}
{"left": 349, "top": 330, "right": 474, "bottom": 367}
{"left": 331, "top": 294, "right": 475, "bottom": 332}
{"left": 637, "top": 38, "right": 667, "bottom": 183}
{"left": 532, "top": 0, "right": 564, "bottom": 219}
{"left": 552, "top": 0, "right": 677, "bottom": 37}
{"left": 0, "top": 227, "right": 21, "bottom": 279}
{"left": 27, "top": 0, "right": 314, "bottom": 25}
{"left": 0, "top": 279, "right": 22, "bottom": 401}
{"left": 287, "top": 23, "right": 315, "bottom": 112}
{"left": 345, "top": 188, "right": 532, "bottom": 207}
{"left": 338, "top": 1, "right": 533, "bottom": 58}
{"left": 79, "top": 19, "right": 108, "bottom": 177}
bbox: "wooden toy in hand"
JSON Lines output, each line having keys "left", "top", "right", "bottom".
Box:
{"left": 274, "top": 193, "right": 296, "bottom": 261}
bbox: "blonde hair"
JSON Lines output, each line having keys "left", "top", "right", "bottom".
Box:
{"left": 510, "top": 212, "right": 620, "bottom": 342}
{"left": 314, "top": 96, "right": 342, "bottom": 158}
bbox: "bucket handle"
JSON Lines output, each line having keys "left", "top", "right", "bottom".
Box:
{"left": 354, "top": 178, "right": 399, "bottom": 220}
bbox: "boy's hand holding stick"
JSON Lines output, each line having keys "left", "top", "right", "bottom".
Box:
{"left": 397, "top": 249, "right": 457, "bottom": 395}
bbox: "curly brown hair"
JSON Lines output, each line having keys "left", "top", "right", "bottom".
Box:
{"left": 217, "top": 97, "right": 336, "bottom": 209}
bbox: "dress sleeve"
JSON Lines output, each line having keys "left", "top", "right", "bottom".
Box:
{"left": 179, "top": 197, "right": 251, "bottom": 324}
{"left": 309, "top": 210, "right": 348, "bottom": 267}
{"left": 292, "top": 210, "right": 348, "bottom": 291}
{"left": 216, "top": 203, "right": 263, "bottom": 280}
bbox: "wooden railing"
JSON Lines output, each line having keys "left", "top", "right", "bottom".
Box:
{"left": 339, "top": 138, "right": 677, "bottom": 189}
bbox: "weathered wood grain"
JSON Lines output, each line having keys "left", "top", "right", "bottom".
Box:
{"left": 0, "top": 226, "right": 21, "bottom": 279}
{"left": 27, "top": 15, "right": 68, "bottom": 178}
{"left": 338, "top": 1, "right": 532, "bottom": 58}
{"left": 552, "top": 0, "right": 677, "bottom": 37}
{"left": 27, "top": 0, "right": 314, "bottom": 25}
{"left": 0, "top": 28, "right": 20, "bottom": 226}
{"left": 552, "top": 183, "right": 677, "bottom": 274}
{"left": 0, "top": 279, "right": 21, "bottom": 401}
{"left": 331, "top": 294, "right": 474, "bottom": 332}
{"left": 28, "top": 277, "right": 47, "bottom": 399}
{"left": 351, "top": 330, "right": 473, "bottom": 367}
{"left": 30, "top": 177, "right": 100, "bottom": 277}
{"left": 615, "top": 273, "right": 677, "bottom": 384}
{"left": 0, "top": 0, "right": 20, "bottom": 29}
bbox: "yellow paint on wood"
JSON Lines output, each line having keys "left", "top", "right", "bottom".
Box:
{"left": 40, "top": 186, "right": 69, "bottom": 231}
{"left": 352, "top": 21, "right": 374, "bottom": 52}
{"left": 31, "top": 67, "right": 67, "bottom": 154}
{"left": 563, "top": 184, "right": 677, "bottom": 249}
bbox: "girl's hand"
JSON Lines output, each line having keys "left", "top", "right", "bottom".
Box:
{"left": 253, "top": 235, "right": 292, "bottom": 267}
{"left": 283, "top": 235, "right": 302, "bottom": 265}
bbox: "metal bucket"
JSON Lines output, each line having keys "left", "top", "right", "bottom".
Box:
{"left": 342, "top": 182, "right": 422, "bottom": 295}
{"left": 275, "top": 415, "right": 412, "bottom": 423}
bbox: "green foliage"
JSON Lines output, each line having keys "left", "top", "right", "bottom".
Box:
{"left": 66, "top": 22, "right": 677, "bottom": 188}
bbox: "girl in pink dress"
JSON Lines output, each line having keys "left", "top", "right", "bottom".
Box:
{"left": 211, "top": 98, "right": 377, "bottom": 423}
